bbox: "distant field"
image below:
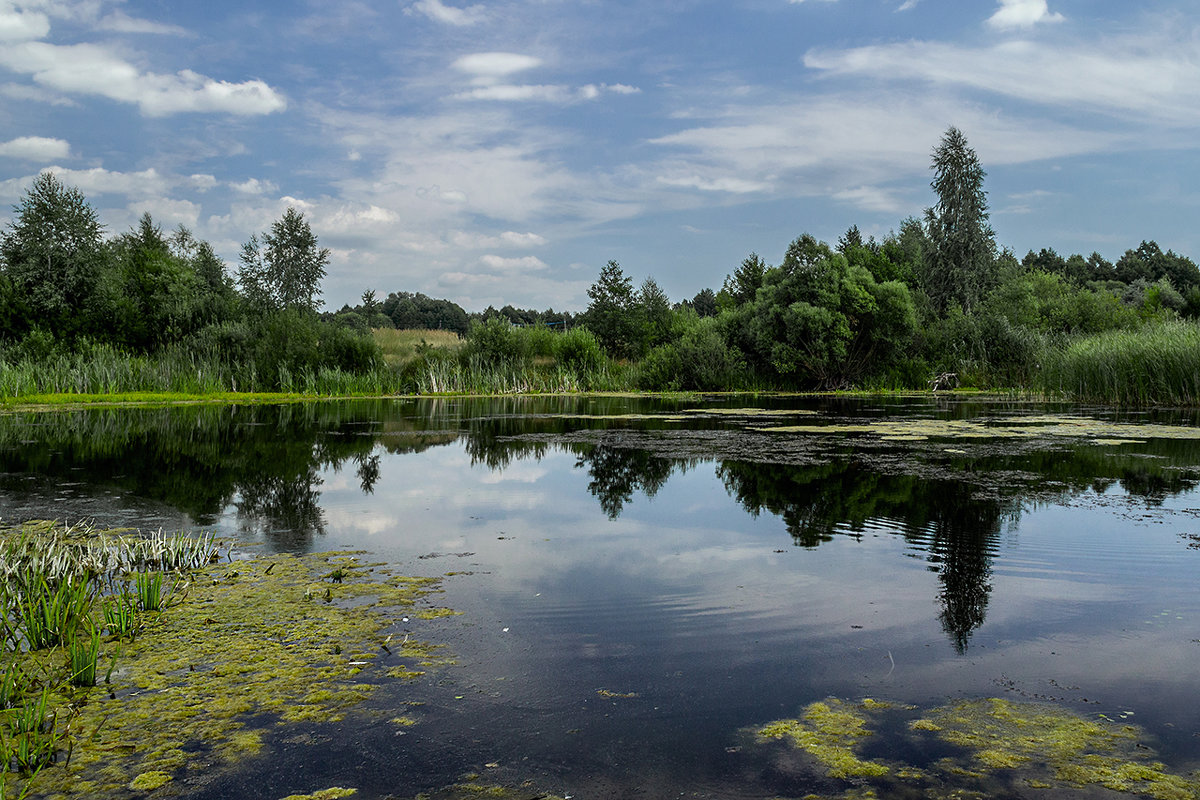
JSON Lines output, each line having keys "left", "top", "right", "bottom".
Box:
{"left": 373, "top": 328, "right": 463, "bottom": 367}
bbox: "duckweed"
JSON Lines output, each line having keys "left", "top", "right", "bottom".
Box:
{"left": 278, "top": 789, "right": 357, "bottom": 800}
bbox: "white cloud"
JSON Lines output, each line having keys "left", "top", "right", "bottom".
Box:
{"left": 833, "top": 185, "right": 907, "bottom": 213}
{"left": 451, "top": 231, "right": 548, "bottom": 248}
{"left": 230, "top": 177, "right": 278, "bottom": 195}
{"left": 454, "top": 84, "right": 570, "bottom": 102}
{"left": 804, "top": 34, "right": 1200, "bottom": 125}
{"left": 455, "top": 82, "right": 639, "bottom": 104}
{"left": 0, "top": 165, "right": 170, "bottom": 200}
{"left": 656, "top": 174, "right": 770, "bottom": 194}
{"left": 479, "top": 254, "right": 549, "bottom": 273}
{"left": 0, "top": 5, "right": 49, "bottom": 41}
{"left": 0, "top": 135, "right": 69, "bottom": 160}
{"left": 188, "top": 173, "right": 218, "bottom": 191}
{"left": 987, "top": 0, "right": 1064, "bottom": 31}
{"left": 408, "top": 0, "right": 486, "bottom": 26}
{"left": 452, "top": 52, "right": 542, "bottom": 82}
{"left": 649, "top": 92, "right": 1121, "bottom": 211}
{"left": 95, "top": 10, "right": 189, "bottom": 36}
{"left": 122, "top": 197, "right": 200, "bottom": 228}
{"left": 0, "top": 41, "right": 287, "bottom": 116}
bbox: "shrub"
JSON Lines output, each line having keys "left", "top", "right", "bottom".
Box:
{"left": 553, "top": 327, "right": 604, "bottom": 375}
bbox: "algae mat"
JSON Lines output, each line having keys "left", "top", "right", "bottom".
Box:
{"left": 16, "top": 551, "right": 457, "bottom": 799}
{"left": 755, "top": 697, "right": 1200, "bottom": 799}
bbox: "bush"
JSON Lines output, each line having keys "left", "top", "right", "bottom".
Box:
{"left": 553, "top": 327, "right": 604, "bottom": 375}
{"left": 464, "top": 317, "right": 526, "bottom": 364}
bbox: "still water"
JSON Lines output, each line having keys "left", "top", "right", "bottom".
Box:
{"left": 3, "top": 395, "right": 1200, "bottom": 798}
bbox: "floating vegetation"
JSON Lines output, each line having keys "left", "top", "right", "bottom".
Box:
{"left": 755, "top": 696, "right": 1200, "bottom": 799}
{"left": 0, "top": 521, "right": 457, "bottom": 798}
{"left": 759, "top": 698, "right": 890, "bottom": 779}
{"left": 754, "top": 414, "right": 1200, "bottom": 443}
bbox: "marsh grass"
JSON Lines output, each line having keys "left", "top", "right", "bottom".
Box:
{"left": 68, "top": 623, "right": 100, "bottom": 688}
{"left": 0, "top": 687, "right": 58, "bottom": 774}
{"left": 1042, "top": 320, "right": 1200, "bottom": 405}
{"left": 133, "top": 572, "right": 165, "bottom": 612}
{"left": 102, "top": 591, "right": 139, "bottom": 641}
{"left": 373, "top": 328, "right": 463, "bottom": 368}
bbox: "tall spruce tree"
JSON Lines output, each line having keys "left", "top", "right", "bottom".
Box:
{"left": 924, "top": 127, "right": 995, "bottom": 314}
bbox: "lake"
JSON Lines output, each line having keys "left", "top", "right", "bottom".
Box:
{"left": 4, "top": 395, "right": 1200, "bottom": 799}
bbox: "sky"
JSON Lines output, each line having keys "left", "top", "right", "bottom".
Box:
{"left": 1, "top": 0, "right": 1199, "bottom": 312}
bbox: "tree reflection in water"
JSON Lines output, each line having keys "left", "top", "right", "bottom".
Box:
{"left": 0, "top": 398, "right": 1197, "bottom": 651}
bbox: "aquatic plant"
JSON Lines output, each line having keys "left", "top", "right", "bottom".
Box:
{"left": 68, "top": 622, "right": 101, "bottom": 687}
{"left": 0, "top": 687, "right": 58, "bottom": 775}
{"left": 133, "top": 571, "right": 165, "bottom": 612}
{"left": 102, "top": 590, "right": 140, "bottom": 640}
{"left": 1042, "top": 320, "right": 1200, "bottom": 405}
{"left": 16, "top": 576, "right": 91, "bottom": 650}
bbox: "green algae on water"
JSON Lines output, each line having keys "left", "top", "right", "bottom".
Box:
{"left": 754, "top": 414, "right": 1200, "bottom": 444}
{"left": 5, "top": 543, "right": 455, "bottom": 799}
{"left": 758, "top": 698, "right": 890, "bottom": 779}
{"left": 916, "top": 698, "right": 1200, "bottom": 800}
{"left": 754, "top": 696, "right": 1200, "bottom": 799}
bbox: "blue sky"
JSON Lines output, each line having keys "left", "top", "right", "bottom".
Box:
{"left": 2, "top": 0, "right": 1198, "bottom": 311}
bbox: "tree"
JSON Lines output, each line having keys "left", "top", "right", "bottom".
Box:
{"left": 923, "top": 127, "right": 995, "bottom": 314}
{"left": 583, "top": 260, "right": 638, "bottom": 358}
{"left": 638, "top": 276, "right": 672, "bottom": 351}
{"left": 0, "top": 172, "right": 106, "bottom": 337}
{"left": 239, "top": 207, "right": 329, "bottom": 313}
{"left": 722, "top": 252, "right": 767, "bottom": 306}
{"left": 691, "top": 288, "right": 718, "bottom": 318}
{"left": 741, "top": 236, "right": 917, "bottom": 388}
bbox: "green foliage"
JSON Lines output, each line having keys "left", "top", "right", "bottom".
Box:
{"left": 923, "top": 127, "right": 996, "bottom": 313}
{"left": 722, "top": 252, "right": 767, "bottom": 306}
{"left": 68, "top": 622, "right": 101, "bottom": 687}
{"left": 464, "top": 317, "right": 527, "bottom": 364}
{"left": 239, "top": 208, "right": 329, "bottom": 313}
{"left": 0, "top": 172, "right": 106, "bottom": 338}
{"left": 383, "top": 292, "right": 470, "bottom": 334}
{"left": 637, "top": 277, "right": 672, "bottom": 352}
{"left": 636, "top": 316, "right": 744, "bottom": 391}
{"left": 583, "top": 260, "right": 638, "bottom": 359}
{"left": 553, "top": 327, "right": 604, "bottom": 375}
{"left": 739, "top": 237, "right": 917, "bottom": 388}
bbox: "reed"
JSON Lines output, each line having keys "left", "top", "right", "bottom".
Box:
{"left": 1041, "top": 320, "right": 1200, "bottom": 406}
{"left": 133, "top": 572, "right": 164, "bottom": 613}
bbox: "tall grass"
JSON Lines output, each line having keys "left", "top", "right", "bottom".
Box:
{"left": 373, "top": 328, "right": 463, "bottom": 368}
{"left": 1042, "top": 320, "right": 1200, "bottom": 406}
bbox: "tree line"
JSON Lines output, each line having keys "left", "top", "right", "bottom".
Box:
{"left": 3, "top": 125, "right": 1198, "bottom": 398}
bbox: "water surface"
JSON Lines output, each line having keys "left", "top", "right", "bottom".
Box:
{"left": 2, "top": 395, "right": 1199, "bottom": 798}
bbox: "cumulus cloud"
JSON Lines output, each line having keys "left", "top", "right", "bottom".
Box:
{"left": 0, "top": 5, "right": 49, "bottom": 40}
{"left": 0, "top": 4, "right": 285, "bottom": 116}
{"left": 0, "top": 41, "right": 287, "bottom": 115}
{"left": 0, "top": 165, "right": 171, "bottom": 200}
{"left": 230, "top": 177, "right": 278, "bottom": 195}
{"left": 987, "top": 0, "right": 1064, "bottom": 31}
{"left": 0, "top": 135, "right": 69, "bottom": 160}
{"left": 408, "top": 0, "right": 486, "bottom": 26}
